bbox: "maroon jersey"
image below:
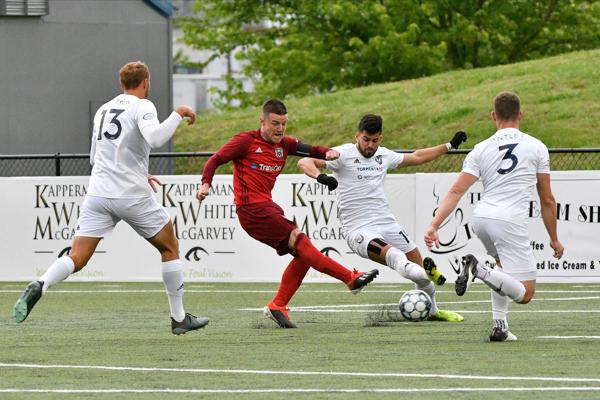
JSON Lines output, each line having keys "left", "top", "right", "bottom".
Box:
{"left": 202, "top": 129, "right": 329, "bottom": 205}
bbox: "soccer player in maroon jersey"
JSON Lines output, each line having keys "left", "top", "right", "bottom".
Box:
{"left": 196, "top": 99, "right": 379, "bottom": 328}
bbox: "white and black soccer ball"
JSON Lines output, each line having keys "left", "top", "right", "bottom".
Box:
{"left": 399, "top": 289, "right": 432, "bottom": 322}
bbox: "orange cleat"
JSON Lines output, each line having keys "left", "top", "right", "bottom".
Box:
{"left": 347, "top": 268, "right": 379, "bottom": 294}
{"left": 264, "top": 302, "right": 297, "bottom": 328}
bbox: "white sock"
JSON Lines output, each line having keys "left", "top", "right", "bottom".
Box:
{"left": 491, "top": 290, "right": 509, "bottom": 330}
{"left": 474, "top": 265, "right": 525, "bottom": 303}
{"left": 385, "top": 248, "right": 438, "bottom": 314}
{"left": 40, "top": 256, "right": 75, "bottom": 294}
{"left": 416, "top": 281, "right": 438, "bottom": 315}
{"left": 162, "top": 259, "right": 186, "bottom": 322}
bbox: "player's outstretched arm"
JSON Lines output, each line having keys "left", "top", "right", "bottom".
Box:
{"left": 297, "top": 158, "right": 338, "bottom": 191}
{"left": 536, "top": 173, "right": 564, "bottom": 259}
{"left": 424, "top": 172, "right": 477, "bottom": 249}
{"left": 401, "top": 131, "right": 467, "bottom": 167}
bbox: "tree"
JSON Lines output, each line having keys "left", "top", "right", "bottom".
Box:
{"left": 178, "top": 0, "right": 600, "bottom": 108}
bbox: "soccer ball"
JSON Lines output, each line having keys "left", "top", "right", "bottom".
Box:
{"left": 399, "top": 289, "right": 432, "bottom": 322}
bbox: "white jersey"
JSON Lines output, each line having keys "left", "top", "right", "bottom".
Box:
{"left": 462, "top": 128, "right": 550, "bottom": 225}
{"left": 326, "top": 143, "right": 404, "bottom": 232}
{"left": 87, "top": 94, "right": 179, "bottom": 198}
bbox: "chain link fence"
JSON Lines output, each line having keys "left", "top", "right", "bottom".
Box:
{"left": 1, "top": 149, "right": 599, "bottom": 177}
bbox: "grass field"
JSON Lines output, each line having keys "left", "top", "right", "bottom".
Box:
{"left": 2, "top": 281, "right": 600, "bottom": 399}
{"left": 173, "top": 49, "right": 600, "bottom": 174}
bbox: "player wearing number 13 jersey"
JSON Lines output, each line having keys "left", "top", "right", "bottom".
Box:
{"left": 14, "top": 61, "right": 209, "bottom": 335}
{"left": 425, "top": 91, "right": 564, "bottom": 341}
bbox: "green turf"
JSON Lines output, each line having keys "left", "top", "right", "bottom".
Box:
{"left": 174, "top": 49, "right": 600, "bottom": 174}
{"left": 2, "top": 281, "right": 600, "bottom": 399}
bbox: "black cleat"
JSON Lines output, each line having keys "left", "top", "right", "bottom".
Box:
{"left": 423, "top": 257, "right": 446, "bottom": 285}
{"left": 455, "top": 254, "right": 478, "bottom": 296}
{"left": 171, "top": 313, "right": 209, "bottom": 335}
{"left": 14, "top": 280, "right": 43, "bottom": 323}
{"left": 348, "top": 269, "right": 379, "bottom": 294}
{"left": 264, "top": 303, "right": 297, "bottom": 328}
{"left": 489, "top": 327, "right": 518, "bottom": 342}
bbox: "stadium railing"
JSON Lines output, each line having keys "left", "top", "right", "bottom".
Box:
{"left": 1, "top": 149, "right": 600, "bottom": 177}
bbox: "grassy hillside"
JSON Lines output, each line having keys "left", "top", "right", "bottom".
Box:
{"left": 174, "top": 50, "right": 600, "bottom": 173}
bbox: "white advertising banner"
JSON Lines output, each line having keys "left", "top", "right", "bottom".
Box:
{"left": 0, "top": 171, "right": 597, "bottom": 282}
{"left": 415, "top": 171, "right": 600, "bottom": 283}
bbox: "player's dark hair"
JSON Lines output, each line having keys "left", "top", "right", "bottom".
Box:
{"left": 494, "top": 91, "right": 521, "bottom": 121}
{"left": 358, "top": 114, "right": 383, "bottom": 134}
{"left": 262, "top": 99, "right": 287, "bottom": 116}
{"left": 119, "top": 61, "right": 149, "bottom": 90}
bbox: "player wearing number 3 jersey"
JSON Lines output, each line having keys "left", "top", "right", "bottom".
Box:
{"left": 14, "top": 61, "right": 209, "bottom": 335}
{"left": 425, "top": 91, "right": 564, "bottom": 341}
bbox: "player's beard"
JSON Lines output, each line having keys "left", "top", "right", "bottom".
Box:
{"left": 358, "top": 147, "right": 376, "bottom": 158}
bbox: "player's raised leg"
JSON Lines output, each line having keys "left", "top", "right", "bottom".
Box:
{"left": 147, "top": 221, "right": 209, "bottom": 335}
{"left": 14, "top": 236, "right": 99, "bottom": 323}
{"left": 458, "top": 254, "right": 527, "bottom": 302}
{"left": 365, "top": 238, "right": 463, "bottom": 322}
{"left": 290, "top": 230, "right": 379, "bottom": 294}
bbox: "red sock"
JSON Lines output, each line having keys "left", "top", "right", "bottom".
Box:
{"left": 271, "top": 257, "right": 310, "bottom": 307}
{"left": 294, "top": 233, "right": 353, "bottom": 283}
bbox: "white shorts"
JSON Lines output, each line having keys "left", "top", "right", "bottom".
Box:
{"left": 471, "top": 216, "right": 536, "bottom": 281}
{"left": 75, "top": 195, "right": 170, "bottom": 239}
{"left": 346, "top": 222, "right": 417, "bottom": 258}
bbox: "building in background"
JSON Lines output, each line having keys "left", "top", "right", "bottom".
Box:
{"left": 171, "top": 0, "right": 252, "bottom": 111}
{"left": 0, "top": 0, "right": 174, "bottom": 155}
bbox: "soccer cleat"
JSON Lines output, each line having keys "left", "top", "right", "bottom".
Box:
{"left": 489, "top": 327, "right": 518, "bottom": 342}
{"left": 14, "top": 280, "right": 43, "bottom": 323}
{"left": 423, "top": 257, "right": 446, "bottom": 285}
{"left": 347, "top": 269, "right": 379, "bottom": 294}
{"left": 171, "top": 313, "right": 209, "bottom": 335}
{"left": 427, "top": 309, "right": 464, "bottom": 322}
{"left": 264, "top": 302, "right": 297, "bottom": 328}
{"left": 455, "top": 254, "right": 478, "bottom": 296}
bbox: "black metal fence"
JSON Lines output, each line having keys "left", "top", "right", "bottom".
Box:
{"left": 1, "top": 149, "right": 599, "bottom": 177}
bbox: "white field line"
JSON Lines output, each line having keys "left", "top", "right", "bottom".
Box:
{"left": 537, "top": 336, "right": 600, "bottom": 339}
{"left": 2, "top": 289, "right": 600, "bottom": 294}
{"left": 255, "top": 296, "right": 600, "bottom": 310}
{"left": 240, "top": 295, "right": 600, "bottom": 312}
{"left": 244, "top": 309, "right": 600, "bottom": 314}
{"left": 2, "top": 387, "right": 600, "bottom": 394}
{"left": 1, "top": 363, "right": 600, "bottom": 383}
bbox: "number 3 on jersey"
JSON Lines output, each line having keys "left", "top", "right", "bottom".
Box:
{"left": 497, "top": 143, "right": 518, "bottom": 175}
{"left": 97, "top": 109, "right": 125, "bottom": 140}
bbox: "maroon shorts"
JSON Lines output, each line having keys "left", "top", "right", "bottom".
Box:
{"left": 236, "top": 201, "right": 297, "bottom": 255}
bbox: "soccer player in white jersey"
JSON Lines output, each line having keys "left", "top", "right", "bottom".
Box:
{"left": 298, "top": 114, "right": 467, "bottom": 322}
{"left": 424, "top": 91, "right": 564, "bottom": 341}
{"left": 14, "top": 61, "right": 209, "bottom": 335}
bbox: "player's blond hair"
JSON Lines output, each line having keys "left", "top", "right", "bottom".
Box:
{"left": 119, "top": 61, "right": 149, "bottom": 90}
{"left": 494, "top": 91, "right": 521, "bottom": 121}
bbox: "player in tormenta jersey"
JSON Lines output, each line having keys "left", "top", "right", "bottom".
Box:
{"left": 298, "top": 114, "right": 468, "bottom": 322}
{"left": 425, "top": 91, "right": 564, "bottom": 342}
{"left": 196, "top": 99, "right": 379, "bottom": 329}
{"left": 14, "top": 61, "right": 210, "bottom": 335}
